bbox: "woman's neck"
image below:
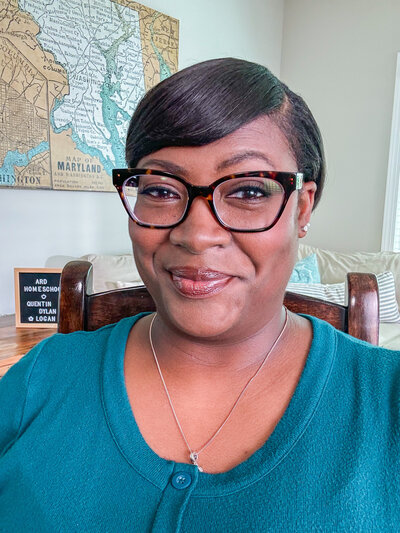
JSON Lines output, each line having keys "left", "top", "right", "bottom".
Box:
{"left": 146, "top": 307, "right": 289, "bottom": 377}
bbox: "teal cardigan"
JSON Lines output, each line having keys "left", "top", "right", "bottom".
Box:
{"left": 0, "top": 314, "right": 399, "bottom": 532}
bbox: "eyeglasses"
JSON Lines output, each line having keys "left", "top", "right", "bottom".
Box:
{"left": 112, "top": 168, "right": 304, "bottom": 232}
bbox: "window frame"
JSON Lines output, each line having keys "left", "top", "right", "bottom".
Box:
{"left": 381, "top": 52, "right": 400, "bottom": 251}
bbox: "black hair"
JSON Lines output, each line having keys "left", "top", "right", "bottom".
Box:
{"left": 125, "top": 58, "right": 325, "bottom": 207}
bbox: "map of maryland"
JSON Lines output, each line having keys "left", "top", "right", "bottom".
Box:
{"left": 0, "top": 0, "right": 179, "bottom": 191}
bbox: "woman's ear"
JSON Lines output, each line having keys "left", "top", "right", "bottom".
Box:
{"left": 297, "top": 181, "right": 317, "bottom": 238}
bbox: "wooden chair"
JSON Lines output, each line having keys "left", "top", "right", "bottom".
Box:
{"left": 58, "top": 261, "right": 380, "bottom": 345}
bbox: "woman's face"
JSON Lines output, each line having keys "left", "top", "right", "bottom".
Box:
{"left": 129, "top": 115, "right": 316, "bottom": 341}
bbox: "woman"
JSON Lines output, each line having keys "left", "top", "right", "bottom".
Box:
{"left": 1, "top": 58, "right": 399, "bottom": 531}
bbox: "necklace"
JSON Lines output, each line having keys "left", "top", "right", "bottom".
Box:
{"left": 148, "top": 308, "right": 288, "bottom": 472}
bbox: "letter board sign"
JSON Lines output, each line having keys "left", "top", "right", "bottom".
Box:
{"left": 14, "top": 268, "right": 62, "bottom": 328}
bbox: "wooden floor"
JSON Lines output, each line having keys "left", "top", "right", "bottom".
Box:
{"left": 0, "top": 315, "right": 55, "bottom": 378}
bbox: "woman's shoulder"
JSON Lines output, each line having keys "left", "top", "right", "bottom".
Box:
{"left": 21, "top": 320, "right": 125, "bottom": 373}
{"left": 336, "top": 323, "right": 400, "bottom": 371}
{"left": 10, "top": 315, "right": 140, "bottom": 382}
{"left": 309, "top": 315, "right": 400, "bottom": 396}
{"left": 0, "top": 316, "right": 140, "bottom": 457}
{"left": 309, "top": 314, "right": 400, "bottom": 362}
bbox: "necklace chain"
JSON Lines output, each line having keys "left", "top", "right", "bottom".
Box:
{"left": 148, "top": 308, "right": 288, "bottom": 472}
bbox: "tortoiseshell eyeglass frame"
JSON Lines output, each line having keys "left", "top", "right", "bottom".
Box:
{"left": 112, "top": 168, "right": 304, "bottom": 233}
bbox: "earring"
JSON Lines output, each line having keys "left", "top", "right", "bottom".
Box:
{"left": 302, "top": 223, "right": 310, "bottom": 232}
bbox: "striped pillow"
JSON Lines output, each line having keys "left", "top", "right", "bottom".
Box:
{"left": 286, "top": 271, "right": 400, "bottom": 323}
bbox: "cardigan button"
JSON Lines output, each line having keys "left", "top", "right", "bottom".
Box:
{"left": 171, "top": 472, "right": 192, "bottom": 489}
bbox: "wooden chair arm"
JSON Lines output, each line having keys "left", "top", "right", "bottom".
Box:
{"left": 347, "top": 272, "right": 379, "bottom": 345}
{"left": 58, "top": 261, "right": 93, "bottom": 334}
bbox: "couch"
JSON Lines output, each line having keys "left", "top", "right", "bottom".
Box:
{"left": 58, "top": 244, "right": 400, "bottom": 350}
{"left": 296, "top": 244, "right": 400, "bottom": 350}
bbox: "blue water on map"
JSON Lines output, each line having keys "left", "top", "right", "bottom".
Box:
{"left": 94, "top": 16, "right": 170, "bottom": 169}
{"left": 150, "top": 17, "right": 171, "bottom": 81}
{"left": 0, "top": 142, "right": 49, "bottom": 185}
{"left": 28, "top": 141, "right": 49, "bottom": 159}
{"left": 50, "top": 96, "right": 69, "bottom": 133}
{"left": 99, "top": 37, "right": 131, "bottom": 169}
{"left": 100, "top": 81, "right": 130, "bottom": 168}
{"left": 152, "top": 44, "right": 171, "bottom": 81}
{"left": 50, "top": 98, "right": 115, "bottom": 175}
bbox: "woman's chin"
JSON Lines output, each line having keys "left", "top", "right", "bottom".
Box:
{"left": 157, "top": 297, "right": 243, "bottom": 341}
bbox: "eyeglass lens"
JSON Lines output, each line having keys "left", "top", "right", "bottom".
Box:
{"left": 122, "top": 174, "right": 285, "bottom": 230}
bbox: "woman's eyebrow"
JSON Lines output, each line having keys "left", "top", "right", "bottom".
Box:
{"left": 139, "top": 158, "right": 188, "bottom": 176}
{"left": 216, "top": 151, "right": 275, "bottom": 172}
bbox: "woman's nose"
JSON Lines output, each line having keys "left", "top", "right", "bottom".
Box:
{"left": 169, "top": 197, "right": 231, "bottom": 253}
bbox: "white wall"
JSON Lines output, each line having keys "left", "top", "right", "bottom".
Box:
{"left": 0, "top": 0, "right": 284, "bottom": 316}
{"left": 281, "top": 0, "right": 400, "bottom": 253}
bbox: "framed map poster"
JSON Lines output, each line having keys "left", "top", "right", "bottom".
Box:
{"left": 0, "top": 0, "right": 179, "bottom": 192}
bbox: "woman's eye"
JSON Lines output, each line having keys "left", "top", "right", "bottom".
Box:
{"left": 140, "top": 186, "right": 181, "bottom": 199}
{"left": 227, "top": 186, "right": 267, "bottom": 199}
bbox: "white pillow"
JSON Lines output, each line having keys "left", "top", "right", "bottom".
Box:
{"left": 79, "top": 254, "right": 141, "bottom": 293}
{"left": 105, "top": 280, "right": 144, "bottom": 290}
{"left": 286, "top": 271, "right": 400, "bottom": 323}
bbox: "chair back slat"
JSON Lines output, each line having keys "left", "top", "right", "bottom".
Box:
{"left": 86, "top": 287, "right": 155, "bottom": 331}
{"left": 283, "top": 292, "right": 347, "bottom": 331}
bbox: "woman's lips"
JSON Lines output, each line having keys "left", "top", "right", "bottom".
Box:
{"left": 168, "top": 268, "right": 234, "bottom": 297}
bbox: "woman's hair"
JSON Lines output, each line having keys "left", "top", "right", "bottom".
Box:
{"left": 125, "top": 58, "right": 325, "bottom": 207}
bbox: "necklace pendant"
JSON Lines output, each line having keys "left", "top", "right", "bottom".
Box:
{"left": 190, "top": 452, "right": 198, "bottom": 462}
{"left": 189, "top": 452, "right": 203, "bottom": 472}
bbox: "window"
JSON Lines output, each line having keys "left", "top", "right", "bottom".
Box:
{"left": 382, "top": 52, "right": 400, "bottom": 251}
